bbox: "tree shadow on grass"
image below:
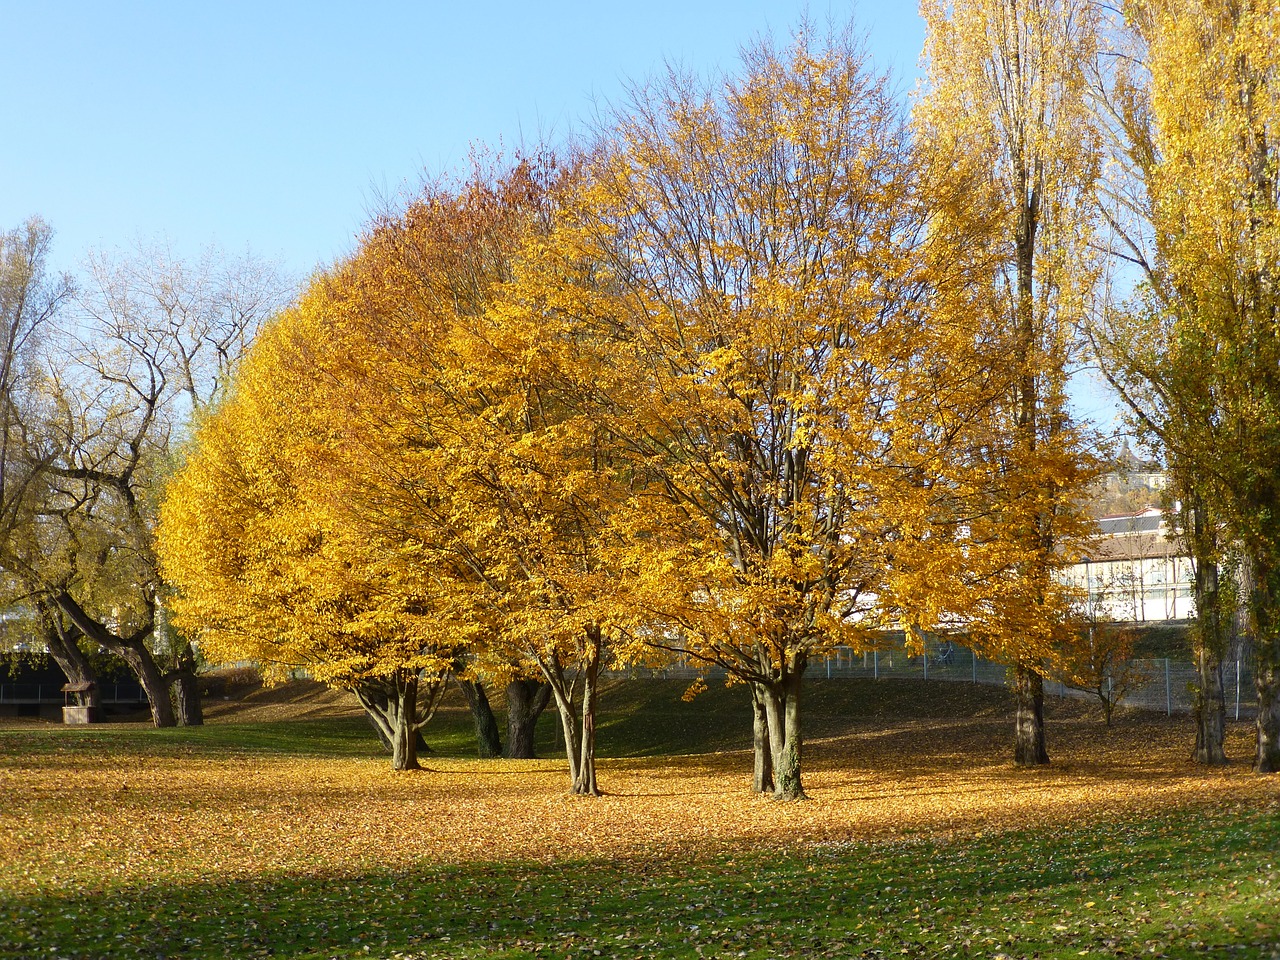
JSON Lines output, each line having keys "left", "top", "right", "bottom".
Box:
{"left": 7, "top": 807, "right": 1277, "bottom": 960}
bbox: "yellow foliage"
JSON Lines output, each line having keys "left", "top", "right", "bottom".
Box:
{"left": 915, "top": 0, "right": 1105, "bottom": 671}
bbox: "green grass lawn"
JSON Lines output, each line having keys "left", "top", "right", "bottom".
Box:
{"left": 3, "top": 678, "right": 1277, "bottom": 960}
{"left": 8, "top": 804, "right": 1278, "bottom": 960}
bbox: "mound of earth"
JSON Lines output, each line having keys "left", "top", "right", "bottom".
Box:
{"left": 200, "top": 671, "right": 365, "bottom": 723}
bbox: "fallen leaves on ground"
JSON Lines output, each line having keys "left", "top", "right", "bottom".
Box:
{"left": 2, "top": 711, "right": 1270, "bottom": 890}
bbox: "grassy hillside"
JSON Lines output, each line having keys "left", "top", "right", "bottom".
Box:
{"left": 3, "top": 671, "right": 1160, "bottom": 768}
{"left": 17, "top": 671, "right": 1052, "bottom": 761}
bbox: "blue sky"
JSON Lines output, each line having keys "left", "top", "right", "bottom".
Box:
{"left": 3, "top": 2, "right": 1119, "bottom": 427}
{"left": 4, "top": 2, "right": 925, "bottom": 279}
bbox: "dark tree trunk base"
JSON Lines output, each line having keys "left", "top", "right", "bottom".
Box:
{"left": 172, "top": 668, "right": 204, "bottom": 727}
{"left": 1256, "top": 663, "right": 1280, "bottom": 773}
{"left": 1013, "top": 664, "right": 1049, "bottom": 766}
{"left": 761, "top": 655, "right": 807, "bottom": 800}
{"left": 750, "top": 683, "right": 774, "bottom": 794}
{"left": 505, "top": 679, "right": 552, "bottom": 759}
{"left": 457, "top": 678, "right": 502, "bottom": 758}
{"left": 121, "top": 642, "right": 177, "bottom": 728}
{"left": 354, "top": 671, "right": 442, "bottom": 771}
{"left": 1191, "top": 654, "right": 1227, "bottom": 766}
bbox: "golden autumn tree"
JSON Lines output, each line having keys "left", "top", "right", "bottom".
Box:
{"left": 285, "top": 156, "right": 634, "bottom": 795}
{"left": 1088, "top": 3, "right": 1232, "bottom": 765}
{"left": 918, "top": 0, "right": 1104, "bottom": 765}
{"left": 519, "top": 27, "right": 1007, "bottom": 800}
{"left": 158, "top": 296, "right": 458, "bottom": 771}
{"left": 1093, "top": 1, "right": 1280, "bottom": 771}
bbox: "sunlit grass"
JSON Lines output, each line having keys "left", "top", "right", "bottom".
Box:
{"left": 3, "top": 679, "right": 1277, "bottom": 959}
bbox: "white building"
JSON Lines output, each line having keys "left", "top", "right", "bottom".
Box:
{"left": 1063, "top": 508, "right": 1196, "bottom": 622}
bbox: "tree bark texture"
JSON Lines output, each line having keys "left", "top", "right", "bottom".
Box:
{"left": 171, "top": 671, "right": 202, "bottom": 727}
{"left": 354, "top": 672, "right": 428, "bottom": 771}
{"left": 1192, "top": 649, "right": 1227, "bottom": 765}
{"left": 119, "top": 641, "right": 176, "bottom": 728}
{"left": 1013, "top": 663, "right": 1050, "bottom": 766}
{"left": 750, "top": 682, "right": 774, "bottom": 794}
{"left": 574, "top": 626, "right": 602, "bottom": 796}
{"left": 536, "top": 626, "right": 603, "bottom": 796}
{"left": 549, "top": 683, "right": 582, "bottom": 787}
{"left": 169, "top": 641, "right": 204, "bottom": 727}
{"left": 761, "top": 651, "right": 807, "bottom": 801}
{"left": 1255, "top": 658, "right": 1280, "bottom": 774}
{"left": 1249, "top": 554, "right": 1280, "bottom": 773}
{"left": 505, "top": 678, "right": 551, "bottom": 759}
{"left": 456, "top": 677, "right": 502, "bottom": 758}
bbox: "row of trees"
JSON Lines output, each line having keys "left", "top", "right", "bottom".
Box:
{"left": 1089, "top": 0, "right": 1280, "bottom": 770}
{"left": 13, "top": 0, "right": 1276, "bottom": 794}
{"left": 159, "top": 14, "right": 1104, "bottom": 798}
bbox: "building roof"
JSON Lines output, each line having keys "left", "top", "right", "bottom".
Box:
{"left": 1097, "top": 510, "right": 1164, "bottom": 536}
{"left": 1079, "top": 509, "right": 1187, "bottom": 563}
{"left": 1084, "top": 531, "right": 1184, "bottom": 563}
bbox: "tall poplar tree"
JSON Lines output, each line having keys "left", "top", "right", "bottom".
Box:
{"left": 1088, "top": 1, "right": 1232, "bottom": 764}
{"left": 1095, "top": 0, "right": 1280, "bottom": 770}
{"left": 918, "top": 0, "right": 1103, "bottom": 765}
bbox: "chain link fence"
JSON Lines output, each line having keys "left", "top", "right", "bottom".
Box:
{"left": 623, "top": 637, "right": 1259, "bottom": 719}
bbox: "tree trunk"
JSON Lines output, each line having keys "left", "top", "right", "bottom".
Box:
{"left": 456, "top": 677, "right": 502, "bottom": 758}
{"left": 1192, "top": 649, "right": 1227, "bottom": 765}
{"left": 172, "top": 670, "right": 202, "bottom": 726}
{"left": 118, "top": 640, "right": 176, "bottom": 728}
{"left": 505, "top": 678, "right": 551, "bottom": 759}
{"left": 540, "top": 650, "right": 583, "bottom": 787}
{"left": 1255, "top": 658, "right": 1280, "bottom": 773}
{"left": 537, "top": 634, "right": 603, "bottom": 796}
{"left": 1013, "top": 663, "right": 1049, "bottom": 766}
{"left": 550, "top": 686, "right": 581, "bottom": 787}
{"left": 1189, "top": 500, "right": 1227, "bottom": 764}
{"left": 1249, "top": 554, "right": 1280, "bottom": 773}
{"left": 169, "top": 641, "right": 204, "bottom": 727}
{"left": 354, "top": 672, "right": 425, "bottom": 771}
{"left": 42, "top": 613, "right": 100, "bottom": 716}
{"left": 392, "top": 673, "right": 421, "bottom": 771}
{"left": 749, "top": 682, "right": 774, "bottom": 794}
{"left": 1010, "top": 178, "right": 1054, "bottom": 770}
{"left": 762, "top": 653, "right": 807, "bottom": 801}
{"left": 363, "top": 703, "right": 395, "bottom": 753}
{"left": 573, "top": 626, "right": 602, "bottom": 797}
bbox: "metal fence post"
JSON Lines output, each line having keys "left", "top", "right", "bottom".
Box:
{"left": 972, "top": 649, "right": 977, "bottom": 684}
{"left": 1165, "top": 658, "right": 1171, "bottom": 716}
{"left": 923, "top": 650, "right": 928, "bottom": 681}
{"left": 874, "top": 650, "right": 878, "bottom": 680}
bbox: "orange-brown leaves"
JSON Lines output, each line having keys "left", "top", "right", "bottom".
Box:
{"left": 3, "top": 707, "right": 1268, "bottom": 887}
